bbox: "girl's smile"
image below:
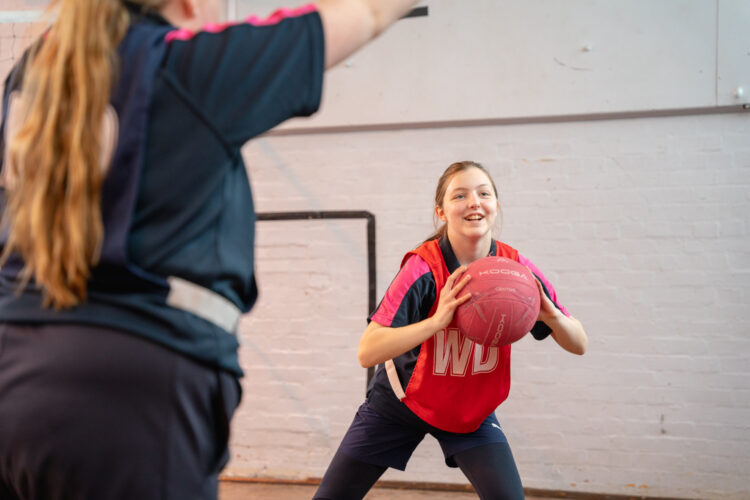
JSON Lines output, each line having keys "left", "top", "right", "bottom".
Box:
{"left": 436, "top": 167, "right": 499, "bottom": 242}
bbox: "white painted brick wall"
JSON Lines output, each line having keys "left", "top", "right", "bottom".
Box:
{"left": 224, "top": 114, "right": 750, "bottom": 500}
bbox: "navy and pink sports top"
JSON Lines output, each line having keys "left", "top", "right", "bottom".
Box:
{"left": 366, "top": 237, "right": 571, "bottom": 432}
{"left": 0, "top": 4, "right": 324, "bottom": 376}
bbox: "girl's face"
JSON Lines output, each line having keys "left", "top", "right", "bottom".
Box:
{"left": 435, "top": 167, "right": 499, "bottom": 243}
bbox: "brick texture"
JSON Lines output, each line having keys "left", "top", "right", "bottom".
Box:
{"left": 228, "top": 116, "right": 750, "bottom": 500}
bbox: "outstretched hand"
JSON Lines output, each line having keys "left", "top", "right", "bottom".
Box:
{"left": 430, "top": 266, "right": 472, "bottom": 331}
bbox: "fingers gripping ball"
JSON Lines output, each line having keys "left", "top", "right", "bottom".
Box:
{"left": 454, "top": 257, "right": 540, "bottom": 346}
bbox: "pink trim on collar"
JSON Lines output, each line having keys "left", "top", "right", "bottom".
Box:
{"left": 165, "top": 4, "right": 317, "bottom": 43}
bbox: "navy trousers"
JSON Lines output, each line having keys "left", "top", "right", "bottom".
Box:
{"left": 0, "top": 323, "right": 240, "bottom": 500}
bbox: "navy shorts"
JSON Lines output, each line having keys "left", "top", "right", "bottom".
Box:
{"left": 0, "top": 322, "right": 241, "bottom": 500}
{"left": 335, "top": 400, "right": 508, "bottom": 471}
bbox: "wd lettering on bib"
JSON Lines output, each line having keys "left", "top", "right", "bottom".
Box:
{"left": 393, "top": 239, "right": 516, "bottom": 433}
{"left": 433, "top": 329, "right": 500, "bottom": 376}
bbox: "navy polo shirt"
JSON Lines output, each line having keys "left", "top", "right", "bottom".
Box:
{"left": 0, "top": 5, "right": 324, "bottom": 376}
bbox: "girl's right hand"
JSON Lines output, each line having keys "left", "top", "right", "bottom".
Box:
{"left": 430, "top": 266, "right": 472, "bottom": 331}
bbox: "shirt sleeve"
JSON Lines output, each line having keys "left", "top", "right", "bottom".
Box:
{"left": 369, "top": 254, "right": 437, "bottom": 328}
{"left": 161, "top": 5, "right": 324, "bottom": 147}
{"left": 517, "top": 252, "right": 571, "bottom": 341}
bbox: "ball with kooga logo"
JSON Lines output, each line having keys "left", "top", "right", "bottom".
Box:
{"left": 454, "top": 257, "right": 540, "bottom": 346}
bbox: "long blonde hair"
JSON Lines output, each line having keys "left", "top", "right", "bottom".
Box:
{"left": 423, "top": 161, "right": 501, "bottom": 243}
{"left": 0, "top": 0, "right": 159, "bottom": 309}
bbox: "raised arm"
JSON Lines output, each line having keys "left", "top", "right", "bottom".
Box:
{"left": 316, "top": 0, "right": 420, "bottom": 69}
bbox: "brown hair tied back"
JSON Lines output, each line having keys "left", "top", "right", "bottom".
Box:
{"left": 1, "top": 0, "right": 139, "bottom": 308}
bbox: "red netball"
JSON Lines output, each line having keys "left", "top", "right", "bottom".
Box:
{"left": 454, "top": 257, "right": 541, "bottom": 346}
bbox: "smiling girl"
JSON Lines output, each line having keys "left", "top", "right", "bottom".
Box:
{"left": 313, "top": 161, "right": 588, "bottom": 500}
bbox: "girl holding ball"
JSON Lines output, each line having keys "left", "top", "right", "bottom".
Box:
{"left": 314, "top": 161, "right": 587, "bottom": 500}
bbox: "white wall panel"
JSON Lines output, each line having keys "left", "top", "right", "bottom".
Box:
{"left": 717, "top": 0, "right": 750, "bottom": 105}
{"left": 232, "top": 0, "right": 746, "bottom": 128}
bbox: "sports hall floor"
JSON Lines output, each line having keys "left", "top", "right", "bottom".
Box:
{"left": 219, "top": 480, "right": 552, "bottom": 499}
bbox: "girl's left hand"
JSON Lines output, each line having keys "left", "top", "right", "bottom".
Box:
{"left": 530, "top": 271, "right": 562, "bottom": 324}
{"left": 527, "top": 268, "right": 588, "bottom": 355}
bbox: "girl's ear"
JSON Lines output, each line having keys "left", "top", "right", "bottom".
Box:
{"left": 435, "top": 205, "right": 446, "bottom": 222}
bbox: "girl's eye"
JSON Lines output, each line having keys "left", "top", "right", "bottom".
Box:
{"left": 454, "top": 194, "right": 465, "bottom": 199}
{"left": 481, "top": 192, "right": 491, "bottom": 197}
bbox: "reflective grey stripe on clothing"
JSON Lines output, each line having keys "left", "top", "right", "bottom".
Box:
{"left": 166, "top": 276, "right": 241, "bottom": 336}
{"left": 385, "top": 359, "right": 406, "bottom": 400}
